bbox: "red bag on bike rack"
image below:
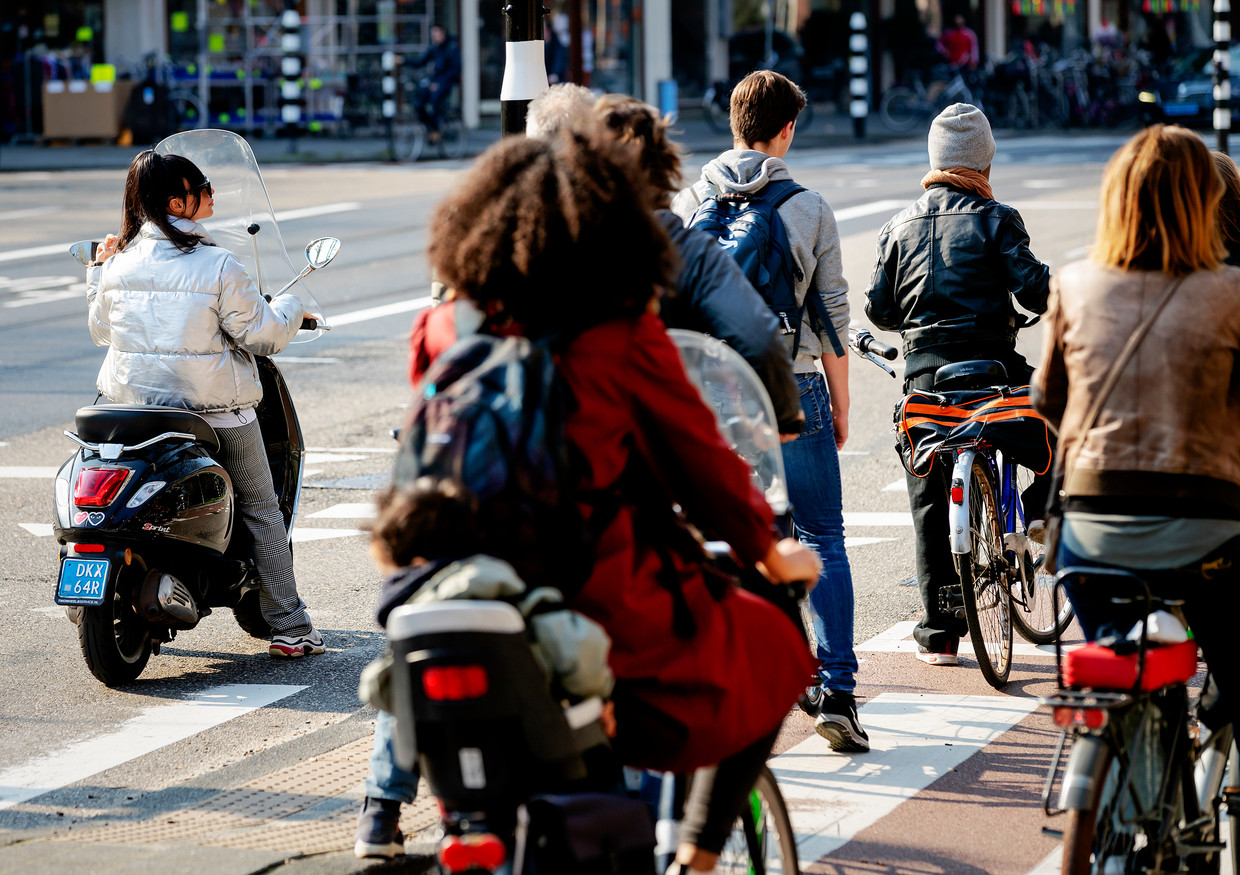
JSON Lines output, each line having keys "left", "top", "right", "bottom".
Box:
{"left": 894, "top": 385, "right": 1053, "bottom": 478}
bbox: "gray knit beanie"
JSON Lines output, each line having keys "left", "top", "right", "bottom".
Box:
{"left": 927, "top": 103, "right": 995, "bottom": 172}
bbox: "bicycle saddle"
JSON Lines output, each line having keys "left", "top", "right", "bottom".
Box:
{"left": 933, "top": 360, "right": 1008, "bottom": 391}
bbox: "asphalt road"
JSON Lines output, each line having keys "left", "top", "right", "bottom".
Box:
{"left": 0, "top": 132, "right": 1125, "bottom": 872}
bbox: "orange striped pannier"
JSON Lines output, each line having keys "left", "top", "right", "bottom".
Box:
{"left": 894, "top": 385, "right": 1052, "bottom": 478}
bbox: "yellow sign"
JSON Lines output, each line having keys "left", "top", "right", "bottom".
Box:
{"left": 76, "top": 26, "right": 94, "bottom": 42}
{"left": 171, "top": 11, "right": 189, "bottom": 32}
{"left": 90, "top": 64, "right": 116, "bottom": 83}
{"left": 209, "top": 33, "right": 225, "bottom": 52}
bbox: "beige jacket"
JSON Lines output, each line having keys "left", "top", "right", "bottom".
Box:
{"left": 1032, "top": 260, "right": 1240, "bottom": 512}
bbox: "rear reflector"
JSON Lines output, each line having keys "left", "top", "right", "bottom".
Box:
{"left": 73, "top": 467, "right": 130, "bottom": 508}
{"left": 71, "top": 544, "right": 106, "bottom": 554}
{"left": 423, "top": 665, "right": 488, "bottom": 701}
{"left": 1053, "top": 705, "right": 1109, "bottom": 730}
{"left": 438, "top": 834, "right": 506, "bottom": 872}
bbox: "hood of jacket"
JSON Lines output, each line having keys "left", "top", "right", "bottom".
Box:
{"left": 699, "top": 150, "right": 794, "bottom": 197}
{"left": 86, "top": 218, "right": 303, "bottom": 413}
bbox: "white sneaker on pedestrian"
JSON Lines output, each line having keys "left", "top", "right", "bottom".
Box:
{"left": 269, "top": 627, "right": 325, "bottom": 658}
{"left": 916, "top": 643, "right": 959, "bottom": 666}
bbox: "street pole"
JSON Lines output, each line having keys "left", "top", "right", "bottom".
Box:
{"left": 1215, "top": 0, "right": 1231, "bottom": 154}
{"left": 849, "top": 10, "right": 870, "bottom": 139}
{"left": 279, "top": 0, "right": 306, "bottom": 153}
{"left": 500, "top": 1, "right": 549, "bottom": 136}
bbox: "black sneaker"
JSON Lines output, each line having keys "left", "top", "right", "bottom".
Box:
{"left": 815, "top": 691, "right": 870, "bottom": 753}
{"left": 354, "top": 796, "right": 405, "bottom": 859}
{"left": 798, "top": 679, "right": 825, "bottom": 717}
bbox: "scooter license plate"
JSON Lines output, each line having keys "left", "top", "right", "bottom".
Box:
{"left": 55, "top": 558, "right": 111, "bottom": 606}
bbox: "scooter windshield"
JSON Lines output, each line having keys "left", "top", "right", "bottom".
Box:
{"left": 668, "top": 329, "right": 790, "bottom": 516}
{"left": 155, "top": 129, "right": 324, "bottom": 343}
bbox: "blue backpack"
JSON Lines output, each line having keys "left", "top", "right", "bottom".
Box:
{"left": 688, "top": 178, "right": 844, "bottom": 357}
{"left": 394, "top": 334, "right": 597, "bottom": 597}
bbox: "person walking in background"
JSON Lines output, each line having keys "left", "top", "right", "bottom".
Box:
{"left": 936, "top": 14, "right": 980, "bottom": 71}
{"left": 672, "top": 70, "right": 868, "bottom": 754}
{"left": 865, "top": 104, "right": 1050, "bottom": 666}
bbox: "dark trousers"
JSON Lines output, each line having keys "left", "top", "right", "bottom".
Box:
{"left": 904, "top": 345, "right": 1042, "bottom": 652}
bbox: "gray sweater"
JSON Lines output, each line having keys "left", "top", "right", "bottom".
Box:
{"left": 671, "top": 150, "right": 850, "bottom": 374}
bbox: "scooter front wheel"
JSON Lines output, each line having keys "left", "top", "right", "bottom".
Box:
{"left": 78, "top": 563, "right": 152, "bottom": 685}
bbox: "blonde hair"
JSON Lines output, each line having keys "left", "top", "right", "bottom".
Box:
{"left": 1213, "top": 150, "right": 1240, "bottom": 256}
{"left": 1093, "top": 125, "right": 1224, "bottom": 276}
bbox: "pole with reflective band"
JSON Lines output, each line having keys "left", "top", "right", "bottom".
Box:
{"left": 849, "top": 11, "right": 870, "bottom": 139}
{"left": 1216, "top": 0, "right": 1230, "bottom": 154}
{"left": 500, "top": 1, "right": 549, "bottom": 136}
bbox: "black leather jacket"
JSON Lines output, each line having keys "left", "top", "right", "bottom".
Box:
{"left": 656, "top": 210, "right": 802, "bottom": 435}
{"left": 865, "top": 185, "right": 1050, "bottom": 356}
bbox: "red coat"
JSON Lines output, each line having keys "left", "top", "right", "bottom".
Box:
{"left": 559, "top": 313, "right": 814, "bottom": 773}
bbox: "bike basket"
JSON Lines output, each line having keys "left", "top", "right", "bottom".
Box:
{"left": 894, "top": 385, "right": 1052, "bottom": 478}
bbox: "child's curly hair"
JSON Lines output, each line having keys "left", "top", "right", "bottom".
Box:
{"left": 368, "top": 477, "right": 481, "bottom": 568}
{"left": 592, "top": 94, "right": 683, "bottom": 210}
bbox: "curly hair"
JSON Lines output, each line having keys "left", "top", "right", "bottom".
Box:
{"left": 1094, "top": 125, "right": 1224, "bottom": 277}
{"left": 592, "top": 94, "right": 682, "bottom": 210}
{"left": 428, "top": 128, "right": 678, "bottom": 335}
{"left": 368, "top": 478, "right": 481, "bottom": 568}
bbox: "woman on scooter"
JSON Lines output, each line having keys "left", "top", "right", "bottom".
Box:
{"left": 418, "top": 128, "right": 818, "bottom": 875}
{"left": 85, "top": 149, "right": 324, "bottom": 658}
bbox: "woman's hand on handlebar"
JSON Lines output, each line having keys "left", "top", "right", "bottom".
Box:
{"left": 93, "top": 234, "right": 119, "bottom": 265}
{"left": 758, "top": 537, "right": 821, "bottom": 590}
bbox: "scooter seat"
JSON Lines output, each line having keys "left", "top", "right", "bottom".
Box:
{"left": 75, "top": 405, "right": 220, "bottom": 454}
{"left": 933, "top": 359, "right": 1009, "bottom": 391}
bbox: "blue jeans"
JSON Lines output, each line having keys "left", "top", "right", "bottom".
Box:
{"left": 365, "top": 710, "right": 420, "bottom": 803}
{"left": 779, "top": 372, "right": 858, "bottom": 694}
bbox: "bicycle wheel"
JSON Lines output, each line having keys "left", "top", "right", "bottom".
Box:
{"left": 436, "top": 119, "right": 467, "bottom": 160}
{"left": 168, "top": 89, "right": 206, "bottom": 131}
{"left": 956, "top": 456, "right": 1012, "bottom": 688}
{"left": 1010, "top": 467, "right": 1074, "bottom": 645}
{"left": 1007, "top": 83, "right": 1033, "bottom": 129}
{"left": 1062, "top": 700, "right": 1178, "bottom": 874}
{"left": 390, "top": 120, "right": 425, "bottom": 162}
{"left": 703, "top": 88, "right": 732, "bottom": 134}
{"left": 879, "top": 87, "right": 925, "bottom": 133}
{"left": 716, "top": 766, "right": 799, "bottom": 874}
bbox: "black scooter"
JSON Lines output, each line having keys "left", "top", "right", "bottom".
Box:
{"left": 52, "top": 236, "right": 339, "bottom": 686}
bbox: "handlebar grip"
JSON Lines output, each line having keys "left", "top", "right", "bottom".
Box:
{"left": 855, "top": 329, "right": 899, "bottom": 360}
{"left": 300, "top": 317, "right": 318, "bottom": 330}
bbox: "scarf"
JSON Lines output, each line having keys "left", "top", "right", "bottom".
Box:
{"left": 921, "top": 167, "right": 994, "bottom": 201}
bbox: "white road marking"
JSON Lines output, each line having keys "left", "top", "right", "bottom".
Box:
{"left": 837, "top": 450, "right": 871, "bottom": 456}
{"left": 0, "top": 683, "right": 306, "bottom": 810}
{"left": 272, "top": 202, "right": 362, "bottom": 222}
{"left": 0, "top": 207, "right": 59, "bottom": 222}
{"left": 1010, "top": 201, "right": 1099, "bottom": 210}
{"left": 277, "top": 356, "right": 341, "bottom": 364}
{"left": 29, "top": 606, "right": 66, "bottom": 617}
{"left": 308, "top": 503, "right": 376, "bottom": 519}
{"left": 771, "top": 693, "right": 1040, "bottom": 866}
{"left": 843, "top": 511, "right": 913, "bottom": 527}
{"left": 328, "top": 296, "right": 435, "bottom": 328}
{"left": 0, "top": 203, "right": 359, "bottom": 266}
{"left": 881, "top": 479, "right": 906, "bottom": 492}
{"left": 0, "top": 466, "right": 58, "bottom": 478}
{"left": 306, "top": 447, "right": 396, "bottom": 454}
{"left": 1028, "top": 847, "right": 1062, "bottom": 874}
{"left": 18, "top": 523, "right": 53, "bottom": 537}
{"left": 831, "top": 199, "right": 908, "bottom": 223}
{"left": 857, "top": 619, "right": 1073, "bottom": 658}
{"left": 291, "top": 527, "right": 364, "bottom": 543}
{"left": 844, "top": 537, "right": 897, "bottom": 548}
{"left": 304, "top": 452, "right": 367, "bottom": 465}
{"left": 1021, "top": 179, "right": 1068, "bottom": 189}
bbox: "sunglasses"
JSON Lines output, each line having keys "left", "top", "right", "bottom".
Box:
{"left": 185, "top": 178, "right": 213, "bottom": 197}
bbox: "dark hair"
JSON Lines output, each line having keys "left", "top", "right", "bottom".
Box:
{"left": 729, "top": 70, "right": 807, "bottom": 147}
{"left": 593, "top": 94, "right": 682, "bottom": 210}
{"left": 427, "top": 127, "right": 677, "bottom": 336}
{"left": 368, "top": 478, "right": 481, "bottom": 567}
{"left": 118, "top": 150, "right": 210, "bottom": 254}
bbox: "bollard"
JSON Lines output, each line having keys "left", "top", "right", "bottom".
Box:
{"left": 1215, "top": 0, "right": 1231, "bottom": 154}
{"left": 500, "top": 0, "right": 550, "bottom": 136}
{"left": 849, "top": 11, "right": 870, "bottom": 139}
{"left": 279, "top": 1, "right": 305, "bottom": 150}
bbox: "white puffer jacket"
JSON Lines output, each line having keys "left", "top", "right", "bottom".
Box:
{"left": 86, "top": 218, "right": 303, "bottom": 413}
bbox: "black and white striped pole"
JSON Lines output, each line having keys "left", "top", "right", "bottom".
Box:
{"left": 1215, "top": 0, "right": 1230, "bottom": 154}
{"left": 849, "top": 11, "right": 870, "bottom": 139}
{"left": 500, "top": 1, "right": 549, "bottom": 136}
{"left": 279, "top": 0, "right": 305, "bottom": 149}
{"left": 381, "top": 50, "right": 398, "bottom": 158}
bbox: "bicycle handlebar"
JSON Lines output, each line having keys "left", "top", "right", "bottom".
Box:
{"left": 848, "top": 329, "right": 899, "bottom": 378}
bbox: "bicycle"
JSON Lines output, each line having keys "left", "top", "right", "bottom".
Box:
{"left": 878, "top": 70, "right": 978, "bottom": 134}
{"left": 894, "top": 356, "right": 1072, "bottom": 688}
{"left": 1040, "top": 567, "right": 1238, "bottom": 874}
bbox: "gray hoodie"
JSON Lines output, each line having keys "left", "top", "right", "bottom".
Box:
{"left": 671, "top": 150, "right": 849, "bottom": 374}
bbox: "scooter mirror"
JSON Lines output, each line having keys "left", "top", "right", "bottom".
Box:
{"left": 68, "top": 241, "right": 100, "bottom": 265}
{"left": 305, "top": 237, "right": 341, "bottom": 270}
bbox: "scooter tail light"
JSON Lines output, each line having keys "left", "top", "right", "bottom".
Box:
{"left": 438, "top": 834, "right": 506, "bottom": 872}
{"left": 423, "top": 665, "right": 488, "bottom": 701}
{"left": 73, "top": 467, "right": 131, "bottom": 508}
{"left": 1053, "top": 705, "right": 1108, "bottom": 730}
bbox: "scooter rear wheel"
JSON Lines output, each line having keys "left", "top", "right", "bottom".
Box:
{"left": 78, "top": 563, "right": 152, "bottom": 685}
{"left": 232, "top": 588, "right": 272, "bottom": 639}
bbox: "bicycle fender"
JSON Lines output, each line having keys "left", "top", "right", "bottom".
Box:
{"left": 1057, "top": 732, "right": 1109, "bottom": 811}
{"left": 948, "top": 449, "right": 976, "bottom": 555}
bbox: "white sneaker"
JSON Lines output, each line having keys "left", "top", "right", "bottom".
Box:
{"left": 916, "top": 647, "right": 959, "bottom": 666}
{"left": 269, "top": 627, "right": 325, "bottom": 657}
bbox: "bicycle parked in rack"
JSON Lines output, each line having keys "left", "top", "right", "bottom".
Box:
{"left": 879, "top": 70, "right": 979, "bottom": 134}
{"left": 894, "top": 354, "right": 1071, "bottom": 688}
{"left": 1041, "top": 567, "right": 1237, "bottom": 874}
